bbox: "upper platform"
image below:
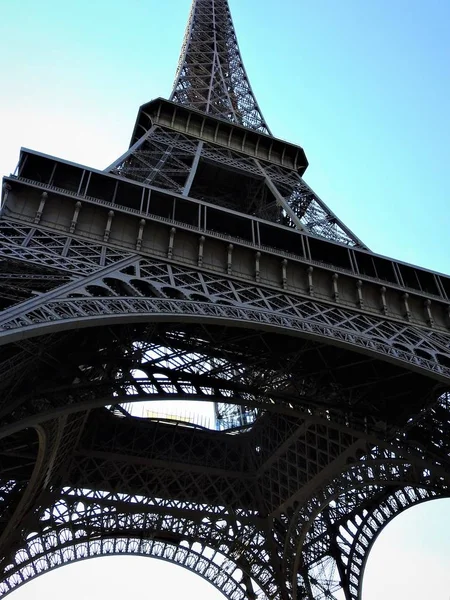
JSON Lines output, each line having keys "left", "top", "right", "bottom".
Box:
{"left": 129, "top": 98, "right": 309, "bottom": 176}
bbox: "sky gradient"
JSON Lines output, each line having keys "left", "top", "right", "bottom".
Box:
{"left": 1, "top": 0, "right": 450, "bottom": 598}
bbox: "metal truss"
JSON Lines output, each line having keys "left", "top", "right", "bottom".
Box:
{"left": 273, "top": 394, "right": 450, "bottom": 599}
{"left": 0, "top": 196, "right": 449, "bottom": 600}
{"left": 108, "top": 123, "right": 364, "bottom": 247}
{"left": 284, "top": 442, "right": 450, "bottom": 599}
{"left": 0, "top": 220, "right": 132, "bottom": 280}
{"left": 1, "top": 0, "right": 450, "bottom": 598}
{"left": 171, "top": 0, "right": 269, "bottom": 132}
{"left": 0, "top": 486, "right": 268, "bottom": 600}
{"left": 0, "top": 246, "right": 448, "bottom": 600}
{"left": 0, "top": 240, "right": 448, "bottom": 382}
{"left": 0, "top": 220, "right": 448, "bottom": 439}
{"left": 105, "top": 0, "right": 365, "bottom": 246}
{"left": 341, "top": 486, "right": 437, "bottom": 600}
{"left": 0, "top": 399, "right": 449, "bottom": 600}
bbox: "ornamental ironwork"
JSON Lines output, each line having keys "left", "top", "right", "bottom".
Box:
{"left": 0, "top": 1, "right": 449, "bottom": 599}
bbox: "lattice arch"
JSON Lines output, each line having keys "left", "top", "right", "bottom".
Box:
{"left": 0, "top": 530, "right": 256, "bottom": 600}
{"left": 345, "top": 488, "right": 444, "bottom": 600}
{"left": 1, "top": 294, "right": 449, "bottom": 383}
{"left": 284, "top": 452, "right": 450, "bottom": 600}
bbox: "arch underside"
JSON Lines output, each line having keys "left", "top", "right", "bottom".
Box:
{"left": 0, "top": 317, "right": 445, "bottom": 438}
{"left": 1, "top": 255, "right": 449, "bottom": 384}
{"left": 1, "top": 0, "right": 450, "bottom": 588}
{"left": 0, "top": 395, "right": 447, "bottom": 600}
{"left": 288, "top": 463, "right": 450, "bottom": 600}
{"left": 0, "top": 248, "right": 450, "bottom": 599}
{"left": 1, "top": 449, "right": 449, "bottom": 600}
{"left": 1, "top": 525, "right": 256, "bottom": 600}
{"left": 283, "top": 392, "right": 450, "bottom": 599}
{"left": 0, "top": 284, "right": 450, "bottom": 599}
{"left": 0, "top": 391, "right": 449, "bottom": 600}
{"left": 0, "top": 249, "right": 449, "bottom": 438}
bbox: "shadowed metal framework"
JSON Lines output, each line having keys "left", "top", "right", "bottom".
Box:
{"left": 0, "top": 1, "right": 449, "bottom": 599}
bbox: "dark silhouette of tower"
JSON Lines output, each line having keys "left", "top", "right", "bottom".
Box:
{"left": 0, "top": 1, "right": 449, "bottom": 599}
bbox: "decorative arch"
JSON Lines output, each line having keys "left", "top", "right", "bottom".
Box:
{"left": 0, "top": 480, "right": 271, "bottom": 600}
{"left": 345, "top": 487, "right": 444, "bottom": 600}
{"left": 0, "top": 294, "right": 449, "bottom": 384}
{"left": 284, "top": 448, "right": 450, "bottom": 600}
{"left": 0, "top": 535, "right": 250, "bottom": 600}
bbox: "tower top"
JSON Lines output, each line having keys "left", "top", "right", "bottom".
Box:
{"left": 170, "top": 0, "right": 270, "bottom": 133}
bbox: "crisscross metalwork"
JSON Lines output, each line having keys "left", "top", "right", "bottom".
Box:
{"left": 0, "top": 0, "right": 449, "bottom": 599}
{"left": 171, "top": 0, "right": 269, "bottom": 132}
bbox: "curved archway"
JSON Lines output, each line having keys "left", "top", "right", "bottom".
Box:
{"left": 362, "top": 498, "right": 450, "bottom": 600}
{"left": 103, "top": 277, "right": 136, "bottom": 297}
{"left": 1, "top": 532, "right": 255, "bottom": 600}
{"left": 8, "top": 555, "right": 226, "bottom": 600}
{"left": 0, "top": 295, "right": 448, "bottom": 384}
{"left": 160, "top": 287, "right": 187, "bottom": 300}
{"left": 129, "top": 279, "right": 161, "bottom": 297}
{"left": 284, "top": 446, "right": 450, "bottom": 600}
{"left": 85, "top": 284, "right": 112, "bottom": 297}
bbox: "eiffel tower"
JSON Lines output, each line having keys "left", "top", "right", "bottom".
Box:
{"left": 1, "top": 1, "right": 449, "bottom": 599}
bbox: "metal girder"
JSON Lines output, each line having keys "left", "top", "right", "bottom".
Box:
{"left": 0, "top": 248, "right": 448, "bottom": 386}
{"left": 1, "top": 0, "right": 450, "bottom": 598}
{"left": 171, "top": 0, "right": 269, "bottom": 132}
{"left": 107, "top": 121, "right": 365, "bottom": 246}
{"left": 0, "top": 400, "right": 449, "bottom": 600}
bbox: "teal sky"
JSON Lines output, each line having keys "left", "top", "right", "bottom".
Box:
{"left": 1, "top": 0, "right": 450, "bottom": 598}
{"left": 2, "top": 0, "right": 450, "bottom": 272}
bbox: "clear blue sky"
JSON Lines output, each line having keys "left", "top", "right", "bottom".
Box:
{"left": 1, "top": 0, "right": 450, "bottom": 598}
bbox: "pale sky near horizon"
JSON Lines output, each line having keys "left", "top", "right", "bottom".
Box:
{"left": 1, "top": 0, "right": 450, "bottom": 598}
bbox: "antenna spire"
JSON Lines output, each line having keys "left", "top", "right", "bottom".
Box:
{"left": 170, "top": 0, "right": 270, "bottom": 133}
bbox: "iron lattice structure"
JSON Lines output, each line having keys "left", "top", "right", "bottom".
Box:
{"left": 0, "top": 1, "right": 450, "bottom": 599}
